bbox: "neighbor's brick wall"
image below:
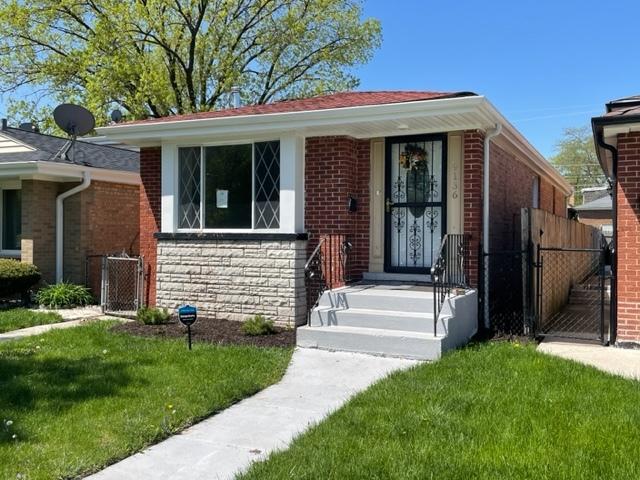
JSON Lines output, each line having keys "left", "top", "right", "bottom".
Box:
{"left": 21, "top": 180, "right": 58, "bottom": 284}
{"left": 615, "top": 132, "right": 640, "bottom": 342}
{"left": 81, "top": 181, "right": 139, "bottom": 294}
{"left": 62, "top": 181, "right": 139, "bottom": 285}
{"left": 21, "top": 179, "right": 139, "bottom": 287}
{"left": 304, "top": 136, "right": 370, "bottom": 284}
{"left": 156, "top": 239, "right": 307, "bottom": 326}
{"left": 139, "top": 147, "right": 162, "bottom": 306}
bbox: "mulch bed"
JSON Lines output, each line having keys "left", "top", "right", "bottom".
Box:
{"left": 112, "top": 317, "right": 296, "bottom": 348}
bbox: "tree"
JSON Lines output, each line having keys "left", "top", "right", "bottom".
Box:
{"left": 549, "top": 126, "right": 607, "bottom": 205}
{"left": 0, "top": 0, "right": 381, "bottom": 128}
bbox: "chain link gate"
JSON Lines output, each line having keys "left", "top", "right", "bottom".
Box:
{"left": 535, "top": 246, "right": 611, "bottom": 343}
{"left": 101, "top": 255, "right": 144, "bottom": 316}
{"left": 479, "top": 247, "right": 533, "bottom": 336}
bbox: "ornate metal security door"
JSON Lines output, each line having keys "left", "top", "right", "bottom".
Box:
{"left": 384, "top": 135, "right": 446, "bottom": 273}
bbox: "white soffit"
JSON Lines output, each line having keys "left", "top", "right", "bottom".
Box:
{"left": 97, "top": 94, "right": 569, "bottom": 193}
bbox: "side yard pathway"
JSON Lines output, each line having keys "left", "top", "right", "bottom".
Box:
{"left": 88, "top": 348, "right": 418, "bottom": 480}
{"left": 538, "top": 339, "right": 640, "bottom": 380}
{"left": 0, "top": 307, "right": 126, "bottom": 342}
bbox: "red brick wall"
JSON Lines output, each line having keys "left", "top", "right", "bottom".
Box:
{"left": 539, "top": 178, "right": 554, "bottom": 214}
{"left": 616, "top": 132, "right": 640, "bottom": 342}
{"left": 553, "top": 187, "right": 566, "bottom": 217}
{"left": 304, "top": 136, "right": 370, "bottom": 284}
{"left": 84, "top": 181, "right": 139, "bottom": 256}
{"left": 139, "top": 147, "right": 161, "bottom": 306}
{"left": 489, "top": 143, "right": 536, "bottom": 250}
{"left": 463, "top": 130, "right": 484, "bottom": 287}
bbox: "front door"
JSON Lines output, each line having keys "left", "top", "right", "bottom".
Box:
{"left": 384, "top": 134, "right": 446, "bottom": 273}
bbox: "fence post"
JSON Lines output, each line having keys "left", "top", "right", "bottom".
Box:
{"left": 100, "top": 256, "right": 107, "bottom": 313}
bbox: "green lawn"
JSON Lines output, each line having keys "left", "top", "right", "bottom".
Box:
{"left": 0, "top": 321, "right": 292, "bottom": 480}
{"left": 0, "top": 308, "right": 63, "bottom": 333}
{"left": 241, "top": 342, "right": 640, "bottom": 480}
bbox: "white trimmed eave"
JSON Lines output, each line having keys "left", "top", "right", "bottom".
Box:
{"left": 97, "top": 94, "right": 569, "bottom": 194}
{"left": 0, "top": 161, "right": 140, "bottom": 185}
{"left": 98, "top": 96, "right": 490, "bottom": 145}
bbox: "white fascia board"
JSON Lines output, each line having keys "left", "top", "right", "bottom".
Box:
{"left": 97, "top": 96, "right": 488, "bottom": 144}
{"left": 479, "top": 100, "right": 573, "bottom": 195}
{"left": 0, "top": 161, "right": 140, "bottom": 185}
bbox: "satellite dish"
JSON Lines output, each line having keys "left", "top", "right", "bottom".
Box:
{"left": 53, "top": 104, "right": 95, "bottom": 137}
{"left": 110, "top": 109, "right": 123, "bottom": 123}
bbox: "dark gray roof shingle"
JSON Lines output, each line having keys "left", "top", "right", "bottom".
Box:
{"left": 0, "top": 127, "right": 138, "bottom": 173}
{"left": 574, "top": 195, "right": 612, "bottom": 211}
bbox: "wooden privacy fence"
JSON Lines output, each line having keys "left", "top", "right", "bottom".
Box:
{"left": 523, "top": 208, "right": 603, "bottom": 326}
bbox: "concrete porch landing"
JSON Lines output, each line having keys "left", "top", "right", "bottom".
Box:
{"left": 297, "top": 283, "right": 477, "bottom": 360}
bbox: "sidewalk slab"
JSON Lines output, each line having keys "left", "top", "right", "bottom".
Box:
{"left": 88, "top": 348, "right": 418, "bottom": 480}
{"left": 538, "top": 339, "right": 640, "bottom": 380}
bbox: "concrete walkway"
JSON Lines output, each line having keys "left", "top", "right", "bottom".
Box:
{"left": 88, "top": 348, "right": 418, "bottom": 480}
{"left": 0, "top": 307, "right": 126, "bottom": 342}
{"left": 538, "top": 339, "right": 640, "bottom": 380}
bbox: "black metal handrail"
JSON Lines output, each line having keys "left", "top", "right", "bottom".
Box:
{"left": 430, "top": 234, "right": 471, "bottom": 336}
{"left": 304, "top": 235, "right": 352, "bottom": 324}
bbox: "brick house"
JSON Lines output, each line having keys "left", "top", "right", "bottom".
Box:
{"left": 99, "top": 90, "right": 569, "bottom": 342}
{"left": 592, "top": 95, "right": 640, "bottom": 345}
{"left": 0, "top": 121, "right": 140, "bottom": 286}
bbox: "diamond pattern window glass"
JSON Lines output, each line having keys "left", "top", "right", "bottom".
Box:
{"left": 178, "top": 147, "right": 201, "bottom": 229}
{"left": 254, "top": 141, "right": 280, "bottom": 229}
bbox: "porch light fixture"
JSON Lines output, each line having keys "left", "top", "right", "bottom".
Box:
{"left": 397, "top": 123, "right": 409, "bottom": 130}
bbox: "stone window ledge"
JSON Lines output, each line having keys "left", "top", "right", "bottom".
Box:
{"left": 154, "top": 232, "right": 309, "bottom": 241}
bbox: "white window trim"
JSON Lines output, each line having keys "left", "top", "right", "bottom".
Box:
{"left": 175, "top": 139, "right": 279, "bottom": 233}
{"left": 0, "top": 184, "right": 22, "bottom": 257}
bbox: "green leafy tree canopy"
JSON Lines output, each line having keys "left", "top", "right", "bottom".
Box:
{"left": 0, "top": 0, "right": 381, "bottom": 128}
{"left": 550, "top": 126, "right": 607, "bottom": 205}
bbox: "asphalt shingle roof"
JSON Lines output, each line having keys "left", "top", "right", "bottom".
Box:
{"left": 574, "top": 195, "right": 612, "bottom": 211}
{"left": 127, "top": 90, "right": 477, "bottom": 125}
{"left": 0, "top": 127, "right": 138, "bottom": 173}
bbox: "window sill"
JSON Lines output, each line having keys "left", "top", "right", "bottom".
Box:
{"left": 154, "top": 232, "right": 308, "bottom": 241}
{"left": 0, "top": 250, "right": 21, "bottom": 259}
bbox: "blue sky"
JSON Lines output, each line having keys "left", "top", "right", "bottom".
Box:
{"left": 2, "top": 1, "right": 638, "bottom": 159}
{"left": 356, "top": 0, "right": 640, "bottom": 158}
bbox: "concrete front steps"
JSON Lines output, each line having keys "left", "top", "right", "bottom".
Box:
{"left": 297, "top": 284, "right": 477, "bottom": 360}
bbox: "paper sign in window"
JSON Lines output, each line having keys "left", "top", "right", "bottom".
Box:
{"left": 216, "top": 189, "right": 229, "bottom": 208}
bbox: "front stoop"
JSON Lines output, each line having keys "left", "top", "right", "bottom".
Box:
{"left": 297, "top": 284, "right": 478, "bottom": 360}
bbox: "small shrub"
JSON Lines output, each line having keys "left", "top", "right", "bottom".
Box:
{"left": 241, "top": 314, "right": 277, "bottom": 336}
{"left": 0, "top": 259, "right": 41, "bottom": 297}
{"left": 137, "top": 306, "right": 171, "bottom": 325}
{"left": 35, "top": 282, "right": 93, "bottom": 308}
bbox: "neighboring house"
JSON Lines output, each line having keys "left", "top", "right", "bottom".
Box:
{"left": 0, "top": 121, "right": 140, "bottom": 286}
{"left": 572, "top": 187, "right": 612, "bottom": 242}
{"left": 98, "top": 90, "right": 570, "bottom": 335}
{"left": 592, "top": 95, "right": 640, "bottom": 345}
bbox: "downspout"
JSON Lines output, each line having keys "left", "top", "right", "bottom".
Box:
{"left": 483, "top": 123, "right": 503, "bottom": 329}
{"left": 56, "top": 172, "right": 91, "bottom": 283}
{"left": 596, "top": 132, "right": 618, "bottom": 344}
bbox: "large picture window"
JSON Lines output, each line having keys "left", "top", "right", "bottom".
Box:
{"left": 177, "top": 141, "right": 280, "bottom": 230}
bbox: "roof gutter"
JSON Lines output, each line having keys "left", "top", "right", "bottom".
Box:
{"left": 56, "top": 172, "right": 91, "bottom": 283}
{"left": 483, "top": 123, "right": 503, "bottom": 329}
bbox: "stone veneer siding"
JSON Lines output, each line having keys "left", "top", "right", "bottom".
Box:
{"left": 155, "top": 235, "right": 307, "bottom": 327}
